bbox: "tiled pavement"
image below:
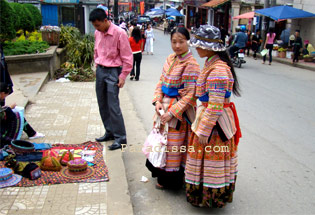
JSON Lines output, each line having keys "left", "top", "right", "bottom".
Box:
{"left": 0, "top": 82, "right": 108, "bottom": 215}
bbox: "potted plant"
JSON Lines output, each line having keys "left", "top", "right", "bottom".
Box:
{"left": 278, "top": 47, "right": 287, "bottom": 58}
{"left": 40, "top": 26, "right": 61, "bottom": 45}
{"left": 303, "top": 54, "right": 314, "bottom": 62}
{"left": 272, "top": 46, "right": 279, "bottom": 57}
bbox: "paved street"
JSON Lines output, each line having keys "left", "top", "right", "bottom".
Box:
{"left": 123, "top": 29, "right": 315, "bottom": 214}
{"left": 2, "top": 29, "right": 315, "bottom": 215}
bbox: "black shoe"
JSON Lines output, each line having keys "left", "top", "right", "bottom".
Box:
{"left": 95, "top": 133, "right": 115, "bottom": 142}
{"left": 108, "top": 142, "right": 122, "bottom": 150}
{"left": 135, "top": 78, "right": 139, "bottom": 81}
{"left": 130, "top": 76, "right": 134, "bottom": 80}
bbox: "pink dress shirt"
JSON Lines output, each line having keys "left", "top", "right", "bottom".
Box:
{"left": 94, "top": 22, "right": 133, "bottom": 80}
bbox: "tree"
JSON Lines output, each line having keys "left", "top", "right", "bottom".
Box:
{"left": 23, "top": 4, "right": 42, "bottom": 28}
{"left": 0, "top": 0, "right": 16, "bottom": 42}
{"left": 21, "top": 4, "right": 35, "bottom": 36}
{"left": 9, "top": 3, "right": 23, "bottom": 31}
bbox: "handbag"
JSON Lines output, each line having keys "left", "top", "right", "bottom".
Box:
{"left": 260, "top": 49, "right": 268, "bottom": 56}
{"left": 142, "top": 115, "right": 168, "bottom": 168}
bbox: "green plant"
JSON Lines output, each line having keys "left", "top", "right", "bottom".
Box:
{"left": 0, "top": 0, "right": 16, "bottom": 42}
{"left": 9, "top": 3, "right": 23, "bottom": 31}
{"left": 55, "top": 62, "right": 95, "bottom": 82}
{"left": 3, "top": 40, "right": 49, "bottom": 56}
{"left": 278, "top": 48, "right": 287, "bottom": 52}
{"left": 60, "top": 25, "right": 94, "bottom": 68}
{"left": 21, "top": 4, "right": 35, "bottom": 36}
{"left": 23, "top": 4, "right": 42, "bottom": 28}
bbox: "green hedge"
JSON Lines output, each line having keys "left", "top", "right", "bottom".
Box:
{"left": 3, "top": 40, "right": 49, "bottom": 56}
{"left": 0, "top": 0, "right": 16, "bottom": 41}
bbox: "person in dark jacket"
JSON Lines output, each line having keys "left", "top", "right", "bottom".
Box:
{"left": 0, "top": 44, "right": 13, "bottom": 106}
{"left": 292, "top": 30, "right": 303, "bottom": 64}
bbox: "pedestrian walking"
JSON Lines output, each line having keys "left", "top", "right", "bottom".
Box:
{"left": 185, "top": 25, "right": 242, "bottom": 208}
{"left": 163, "top": 19, "right": 169, "bottom": 35}
{"left": 292, "top": 30, "right": 303, "bottom": 64}
{"left": 129, "top": 27, "right": 143, "bottom": 81}
{"left": 145, "top": 24, "right": 155, "bottom": 55}
{"left": 141, "top": 26, "right": 146, "bottom": 52}
{"left": 245, "top": 30, "right": 252, "bottom": 56}
{"left": 251, "top": 30, "right": 262, "bottom": 60}
{"left": 263, "top": 28, "right": 276, "bottom": 65}
{"left": 89, "top": 8, "right": 133, "bottom": 150}
{"left": 146, "top": 27, "right": 200, "bottom": 190}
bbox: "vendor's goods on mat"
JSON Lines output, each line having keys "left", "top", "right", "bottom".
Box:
{"left": 11, "top": 140, "right": 35, "bottom": 154}
{"left": 67, "top": 159, "right": 87, "bottom": 172}
{"left": 0, "top": 168, "right": 22, "bottom": 188}
{"left": 60, "top": 150, "right": 74, "bottom": 166}
{"left": 40, "top": 156, "right": 62, "bottom": 171}
{"left": 22, "top": 163, "right": 41, "bottom": 180}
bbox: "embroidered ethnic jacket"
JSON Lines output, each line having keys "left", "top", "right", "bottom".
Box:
{"left": 152, "top": 51, "right": 200, "bottom": 121}
{"left": 195, "top": 54, "right": 234, "bottom": 137}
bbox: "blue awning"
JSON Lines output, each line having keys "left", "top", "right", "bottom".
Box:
{"left": 255, "top": 5, "right": 315, "bottom": 21}
{"left": 165, "top": 8, "right": 184, "bottom": 17}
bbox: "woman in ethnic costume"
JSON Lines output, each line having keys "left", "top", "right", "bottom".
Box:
{"left": 145, "top": 27, "right": 200, "bottom": 190}
{"left": 184, "top": 25, "right": 242, "bottom": 208}
{"left": 0, "top": 83, "right": 45, "bottom": 147}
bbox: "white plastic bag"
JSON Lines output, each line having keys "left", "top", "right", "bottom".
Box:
{"left": 142, "top": 112, "right": 168, "bottom": 168}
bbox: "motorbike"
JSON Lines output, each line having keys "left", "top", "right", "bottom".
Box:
{"left": 232, "top": 48, "right": 246, "bottom": 68}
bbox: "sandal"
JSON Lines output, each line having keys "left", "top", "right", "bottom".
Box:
{"left": 155, "top": 183, "right": 164, "bottom": 190}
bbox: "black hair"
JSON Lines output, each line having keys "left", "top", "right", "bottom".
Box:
{"left": 132, "top": 27, "right": 142, "bottom": 43}
{"left": 217, "top": 51, "right": 241, "bottom": 97}
{"left": 0, "top": 82, "right": 10, "bottom": 94}
{"left": 170, "top": 27, "right": 190, "bottom": 40}
{"left": 268, "top": 28, "right": 274, "bottom": 33}
{"left": 89, "top": 8, "right": 107, "bottom": 22}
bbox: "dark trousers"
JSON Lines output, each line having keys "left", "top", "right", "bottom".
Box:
{"left": 263, "top": 44, "right": 273, "bottom": 63}
{"left": 229, "top": 45, "right": 240, "bottom": 59}
{"left": 293, "top": 48, "right": 300, "bottom": 63}
{"left": 24, "top": 119, "right": 36, "bottom": 137}
{"left": 96, "top": 66, "right": 126, "bottom": 144}
{"left": 130, "top": 52, "right": 142, "bottom": 80}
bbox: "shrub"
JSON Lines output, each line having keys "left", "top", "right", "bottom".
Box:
{"left": 23, "top": 4, "right": 42, "bottom": 28}
{"left": 9, "top": 3, "right": 23, "bottom": 31}
{"left": 21, "top": 4, "right": 35, "bottom": 35}
{"left": 3, "top": 40, "right": 49, "bottom": 56}
{"left": 60, "top": 25, "right": 94, "bottom": 68}
{"left": 0, "top": 0, "right": 16, "bottom": 42}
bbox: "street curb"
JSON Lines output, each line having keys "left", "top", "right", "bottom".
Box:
{"left": 252, "top": 53, "right": 315, "bottom": 72}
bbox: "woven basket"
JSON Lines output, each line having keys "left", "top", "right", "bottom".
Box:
{"left": 42, "top": 32, "right": 60, "bottom": 45}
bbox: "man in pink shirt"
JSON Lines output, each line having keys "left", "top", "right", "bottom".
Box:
{"left": 89, "top": 8, "right": 133, "bottom": 150}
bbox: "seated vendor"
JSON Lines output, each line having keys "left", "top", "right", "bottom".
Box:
{"left": 0, "top": 82, "right": 44, "bottom": 147}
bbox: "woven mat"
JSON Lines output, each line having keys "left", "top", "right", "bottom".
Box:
{"left": 0, "top": 141, "right": 109, "bottom": 187}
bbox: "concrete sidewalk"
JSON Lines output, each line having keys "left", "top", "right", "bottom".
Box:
{"left": 1, "top": 77, "right": 133, "bottom": 215}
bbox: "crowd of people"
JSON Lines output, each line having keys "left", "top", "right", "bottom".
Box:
{"left": 89, "top": 8, "right": 242, "bottom": 208}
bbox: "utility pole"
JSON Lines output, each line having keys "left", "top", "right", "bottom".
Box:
{"left": 114, "top": 0, "right": 118, "bottom": 24}
{"left": 262, "top": 0, "right": 270, "bottom": 46}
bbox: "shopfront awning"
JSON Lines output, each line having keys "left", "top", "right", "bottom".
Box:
{"left": 202, "top": 0, "right": 230, "bottom": 8}
{"left": 233, "top": 11, "right": 255, "bottom": 19}
{"left": 255, "top": 5, "right": 315, "bottom": 21}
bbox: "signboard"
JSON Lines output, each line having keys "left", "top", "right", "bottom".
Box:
{"left": 40, "top": 0, "right": 79, "bottom": 4}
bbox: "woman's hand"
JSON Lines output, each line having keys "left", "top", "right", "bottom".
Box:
{"left": 10, "top": 103, "right": 16, "bottom": 109}
{"left": 198, "top": 134, "right": 208, "bottom": 144}
{"left": 178, "top": 89, "right": 187, "bottom": 97}
{"left": 155, "top": 101, "right": 164, "bottom": 116}
{"left": 161, "top": 112, "right": 172, "bottom": 125}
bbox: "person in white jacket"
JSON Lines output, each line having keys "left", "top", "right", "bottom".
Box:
{"left": 145, "top": 24, "right": 155, "bottom": 55}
